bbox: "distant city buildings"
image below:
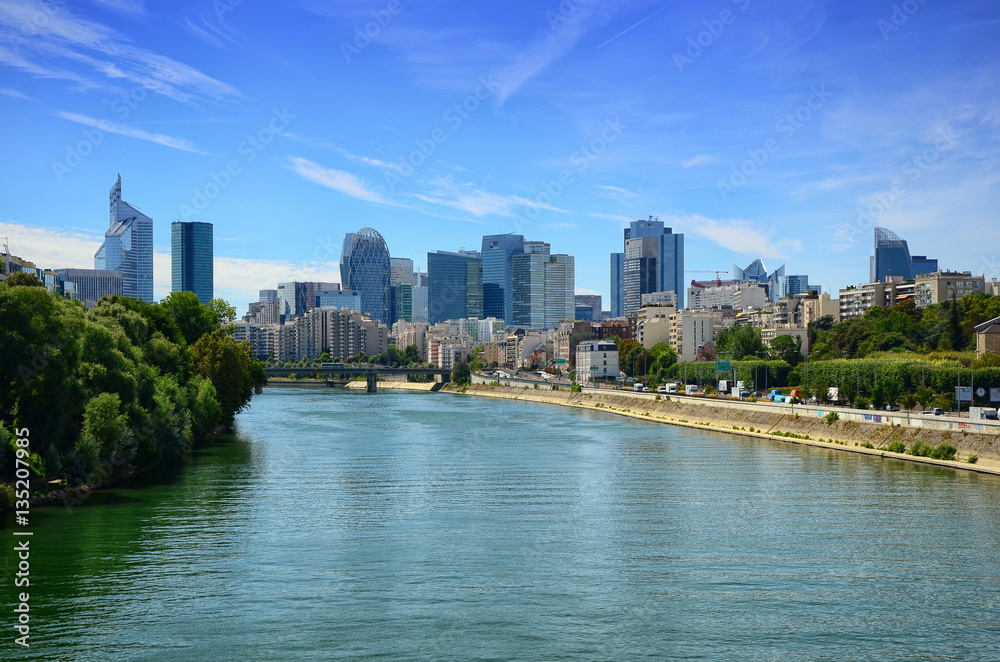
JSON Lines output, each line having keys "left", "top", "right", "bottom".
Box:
{"left": 611, "top": 217, "right": 684, "bottom": 318}
{"left": 870, "top": 226, "right": 938, "bottom": 282}
{"left": 576, "top": 340, "right": 618, "bottom": 383}
{"left": 340, "top": 227, "right": 391, "bottom": 324}
{"left": 427, "top": 250, "right": 484, "bottom": 324}
{"left": 95, "top": 175, "right": 153, "bottom": 302}
{"left": 171, "top": 221, "right": 213, "bottom": 304}
{"left": 574, "top": 294, "right": 603, "bottom": 322}
{"left": 512, "top": 245, "right": 574, "bottom": 329}
{"left": 482, "top": 234, "right": 525, "bottom": 324}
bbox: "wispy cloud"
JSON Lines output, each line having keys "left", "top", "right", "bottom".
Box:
{"left": 282, "top": 133, "right": 407, "bottom": 172}
{"left": 0, "top": 0, "right": 239, "bottom": 102}
{"left": 681, "top": 154, "right": 716, "bottom": 168}
{"left": 53, "top": 111, "right": 212, "bottom": 154}
{"left": 665, "top": 214, "right": 801, "bottom": 259}
{"left": 414, "top": 176, "right": 569, "bottom": 218}
{"left": 597, "top": 6, "right": 666, "bottom": 50}
{"left": 287, "top": 156, "right": 391, "bottom": 204}
{"left": 0, "top": 86, "right": 31, "bottom": 100}
{"left": 88, "top": 0, "right": 147, "bottom": 16}
{"left": 597, "top": 184, "right": 637, "bottom": 199}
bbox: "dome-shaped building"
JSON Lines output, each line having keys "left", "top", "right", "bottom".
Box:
{"left": 340, "top": 227, "right": 390, "bottom": 324}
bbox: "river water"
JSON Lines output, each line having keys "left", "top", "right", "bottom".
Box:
{"left": 4, "top": 389, "right": 1000, "bottom": 661}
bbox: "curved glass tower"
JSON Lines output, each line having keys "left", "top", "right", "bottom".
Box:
{"left": 340, "top": 227, "right": 390, "bottom": 323}
{"left": 871, "top": 227, "right": 913, "bottom": 282}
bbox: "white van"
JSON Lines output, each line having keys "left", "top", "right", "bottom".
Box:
{"left": 685, "top": 385, "right": 698, "bottom": 395}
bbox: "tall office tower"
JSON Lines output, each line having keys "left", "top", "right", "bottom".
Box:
{"left": 340, "top": 227, "right": 391, "bottom": 324}
{"left": 170, "top": 221, "right": 213, "bottom": 304}
{"left": 623, "top": 236, "right": 658, "bottom": 318}
{"left": 427, "top": 251, "right": 483, "bottom": 324}
{"left": 911, "top": 255, "right": 938, "bottom": 277}
{"left": 775, "top": 274, "right": 815, "bottom": 299}
{"left": 610, "top": 217, "right": 684, "bottom": 318}
{"left": 512, "top": 245, "right": 575, "bottom": 330}
{"left": 390, "top": 257, "right": 414, "bottom": 286}
{"left": 412, "top": 284, "right": 429, "bottom": 322}
{"left": 95, "top": 175, "right": 153, "bottom": 302}
{"left": 389, "top": 257, "right": 415, "bottom": 323}
{"left": 481, "top": 233, "right": 525, "bottom": 324}
{"left": 610, "top": 252, "right": 625, "bottom": 317}
{"left": 871, "top": 227, "right": 922, "bottom": 282}
{"left": 575, "top": 294, "right": 603, "bottom": 321}
{"left": 412, "top": 270, "right": 428, "bottom": 287}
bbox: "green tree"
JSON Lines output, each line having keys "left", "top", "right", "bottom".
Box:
{"left": 159, "top": 291, "right": 222, "bottom": 345}
{"left": 189, "top": 329, "right": 265, "bottom": 425}
{"left": 451, "top": 360, "right": 471, "bottom": 385}
{"left": 404, "top": 345, "right": 421, "bottom": 363}
{"left": 769, "top": 335, "right": 803, "bottom": 366}
{"left": 716, "top": 325, "right": 766, "bottom": 360}
{"left": 0, "top": 272, "right": 45, "bottom": 288}
{"left": 915, "top": 385, "right": 935, "bottom": 410}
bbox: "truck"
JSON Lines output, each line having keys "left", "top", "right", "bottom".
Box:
{"left": 685, "top": 385, "right": 698, "bottom": 395}
{"left": 767, "top": 389, "right": 784, "bottom": 402}
{"left": 970, "top": 406, "right": 999, "bottom": 420}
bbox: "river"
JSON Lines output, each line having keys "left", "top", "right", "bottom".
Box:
{"left": 4, "top": 388, "right": 1000, "bottom": 660}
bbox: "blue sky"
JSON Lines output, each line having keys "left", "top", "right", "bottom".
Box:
{"left": 1, "top": 0, "right": 998, "bottom": 315}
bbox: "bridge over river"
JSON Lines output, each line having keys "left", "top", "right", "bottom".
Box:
{"left": 264, "top": 365, "right": 451, "bottom": 393}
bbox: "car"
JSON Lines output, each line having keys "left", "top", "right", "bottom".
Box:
{"left": 656, "top": 385, "right": 668, "bottom": 393}
{"left": 885, "top": 404, "right": 900, "bottom": 412}
{"left": 919, "top": 408, "right": 945, "bottom": 416}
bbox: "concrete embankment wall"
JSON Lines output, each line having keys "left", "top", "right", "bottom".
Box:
{"left": 449, "top": 383, "right": 1000, "bottom": 475}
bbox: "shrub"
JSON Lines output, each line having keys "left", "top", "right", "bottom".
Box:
{"left": 908, "top": 440, "right": 933, "bottom": 457}
{"left": 968, "top": 455, "right": 978, "bottom": 464}
{"left": 929, "top": 444, "right": 957, "bottom": 461}
{"left": 854, "top": 396, "right": 871, "bottom": 410}
{"left": 860, "top": 442, "right": 874, "bottom": 449}
{"left": 570, "top": 383, "right": 582, "bottom": 393}
{"left": 886, "top": 441, "right": 907, "bottom": 453}
{"left": 825, "top": 411, "right": 839, "bottom": 425}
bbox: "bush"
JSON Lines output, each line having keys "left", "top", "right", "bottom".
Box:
{"left": 968, "top": 455, "right": 978, "bottom": 464}
{"left": 854, "top": 396, "right": 871, "bottom": 410}
{"left": 929, "top": 444, "right": 957, "bottom": 461}
{"left": 885, "top": 440, "right": 907, "bottom": 453}
{"left": 825, "top": 411, "right": 839, "bottom": 425}
{"left": 570, "top": 383, "right": 582, "bottom": 393}
{"left": 908, "top": 440, "right": 933, "bottom": 457}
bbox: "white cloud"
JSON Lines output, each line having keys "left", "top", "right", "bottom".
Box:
{"left": 0, "top": 87, "right": 31, "bottom": 100}
{"left": 88, "top": 0, "right": 147, "bottom": 16}
{"left": 54, "top": 111, "right": 211, "bottom": 154}
{"left": 681, "top": 154, "right": 717, "bottom": 168}
{"left": 286, "top": 156, "right": 390, "bottom": 204}
{"left": 413, "top": 176, "right": 569, "bottom": 218}
{"left": 0, "top": 0, "right": 239, "bottom": 102}
{"left": 664, "top": 214, "right": 801, "bottom": 259}
{"left": 597, "top": 184, "right": 637, "bottom": 199}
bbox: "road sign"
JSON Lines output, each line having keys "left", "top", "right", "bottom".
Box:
{"left": 716, "top": 360, "right": 731, "bottom": 372}
{"left": 991, "top": 387, "right": 1000, "bottom": 402}
{"left": 956, "top": 386, "right": 972, "bottom": 402}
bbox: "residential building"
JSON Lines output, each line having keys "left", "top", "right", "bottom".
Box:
{"left": 802, "top": 293, "right": 840, "bottom": 327}
{"left": 576, "top": 340, "right": 618, "bottom": 383}
{"left": 170, "top": 221, "right": 213, "bottom": 304}
{"left": 687, "top": 281, "right": 770, "bottom": 311}
{"left": 554, "top": 321, "right": 593, "bottom": 368}
{"left": 427, "top": 250, "right": 483, "bottom": 324}
{"left": 271, "top": 307, "right": 388, "bottom": 362}
{"left": 671, "top": 309, "right": 724, "bottom": 363}
{"left": 976, "top": 316, "right": 1000, "bottom": 355}
{"left": 761, "top": 327, "right": 811, "bottom": 355}
{"left": 839, "top": 280, "right": 891, "bottom": 320}
{"left": 915, "top": 271, "right": 985, "bottom": 307}
{"left": 640, "top": 291, "right": 677, "bottom": 307}
{"left": 393, "top": 321, "right": 430, "bottom": 359}
{"left": 341, "top": 227, "right": 391, "bottom": 324}
{"left": 95, "top": 175, "right": 153, "bottom": 302}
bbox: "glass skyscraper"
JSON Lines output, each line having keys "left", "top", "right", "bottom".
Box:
{"left": 481, "top": 233, "right": 525, "bottom": 324}
{"left": 171, "top": 221, "right": 213, "bottom": 304}
{"left": 511, "top": 246, "right": 574, "bottom": 329}
{"left": 427, "top": 251, "right": 483, "bottom": 324}
{"left": 95, "top": 175, "right": 153, "bottom": 302}
{"left": 610, "top": 217, "right": 684, "bottom": 317}
{"left": 340, "top": 227, "right": 391, "bottom": 324}
{"left": 871, "top": 226, "right": 914, "bottom": 282}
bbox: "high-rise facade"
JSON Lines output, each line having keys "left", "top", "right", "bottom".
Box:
{"left": 427, "top": 251, "right": 483, "bottom": 324}
{"left": 871, "top": 227, "right": 914, "bottom": 282}
{"left": 95, "top": 175, "right": 153, "bottom": 302}
{"left": 481, "top": 233, "right": 525, "bottom": 324}
{"left": 512, "top": 246, "right": 574, "bottom": 329}
{"left": 610, "top": 217, "right": 684, "bottom": 318}
{"left": 340, "top": 227, "right": 391, "bottom": 324}
{"left": 170, "top": 221, "right": 213, "bottom": 304}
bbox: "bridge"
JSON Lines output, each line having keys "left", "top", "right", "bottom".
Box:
{"left": 264, "top": 365, "right": 451, "bottom": 393}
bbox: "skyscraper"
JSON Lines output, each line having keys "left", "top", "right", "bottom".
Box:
{"left": 427, "top": 250, "right": 483, "bottom": 324}
{"left": 481, "top": 233, "right": 525, "bottom": 324}
{"left": 95, "top": 175, "right": 153, "bottom": 302}
{"left": 871, "top": 227, "right": 914, "bottom": 282}
{"left": 512, "top": 245, "right": 575, "bottom": 329}
{"left": 171, "top": 221, "right": 213, "bottom": 304}
{"left": 340, "top": 227, "right": 391, "bottom": 324}
{"left": 610, "top": 217, "right": 684, "bottom": 317}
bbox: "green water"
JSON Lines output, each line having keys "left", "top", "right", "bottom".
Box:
{"left": 3, "top": 389, "right": 1000, "bottom": 660}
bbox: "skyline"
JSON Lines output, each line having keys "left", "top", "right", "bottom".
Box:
{"left": 1, "top": 0, "right": 999, "bottom": 315}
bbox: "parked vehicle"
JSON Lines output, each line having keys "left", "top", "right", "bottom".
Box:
{"left": 920, "top": 408, "right": 945, "bottom": 416}
{"left": 767, "top": 389, "right": 784, "bottom": 402}
{"left": 885, "top": 404, "right": 900, "bottom": 412}
{"left": 633, "top": 384, "right": 645, "bottom": 392}
{"left": 666, "top": 383, "right": 678, "bottom": 393}
{"left": 656, "top": 385, "right": 668, "bottom": 393}
{"left": 970, "top": 407, "right": 999, "bottom": 420}
{"left": 738, "top": 390, "right": 751, "bottom": 400}
{"left": 685, "top": 385, "right": 698, "bottom": 395}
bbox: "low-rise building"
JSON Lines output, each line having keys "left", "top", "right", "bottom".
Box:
{"left": 915, "top": 270, "right": 985, "bottom": 307}
{"left": 976, "top": 316, "right": 1000, "bottom": 355}
{"left": 575, "top": 340, "right": 619, "bottom": 383}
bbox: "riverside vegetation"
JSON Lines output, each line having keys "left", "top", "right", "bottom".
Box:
{"left": 0, "top": 273, "right": 266, "bottom": 506}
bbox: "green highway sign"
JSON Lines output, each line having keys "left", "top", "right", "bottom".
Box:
{"left": 716, "top": 360, "right": 731, "bottom": 371}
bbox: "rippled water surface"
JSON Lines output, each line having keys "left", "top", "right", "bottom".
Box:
{"left": 5, "top": 389, "right": 1000, "bottom": 661}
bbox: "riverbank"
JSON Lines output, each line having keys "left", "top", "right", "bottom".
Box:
{"left": 265, "top": 379, "right": 438, "bottom": 392}
{"left": 444, "top": 383, "right": 1000, "bottom": 475}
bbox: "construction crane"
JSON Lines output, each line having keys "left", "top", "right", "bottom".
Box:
{"left": 686, "top": 270, "right": 729, "bottom": 287}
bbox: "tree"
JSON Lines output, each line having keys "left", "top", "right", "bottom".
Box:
{"left": 716, "top": 324, "right": 766, "bottom": 360}
{"left": 468, "top": 345, "right": 486, "bottom": 372}
{"left": 769, "top": 335, "right": 803, "bottom": 366}
{"left": 451, "top": 360, "right": 471, "bottom": 385}
{"left": 915, "top": 385, "right": 935, "bottom": 410}
{"left": 159, "top": 291, "right": 221, "bottom": 345}
{"left": 404, "top": 345, "right": 421, "bottom": 363}
{"left": 189, "top": 329, "right": 266, "bottom": 425}
{"left": 0, "top": 272, "right": 44, "bottom": 288}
